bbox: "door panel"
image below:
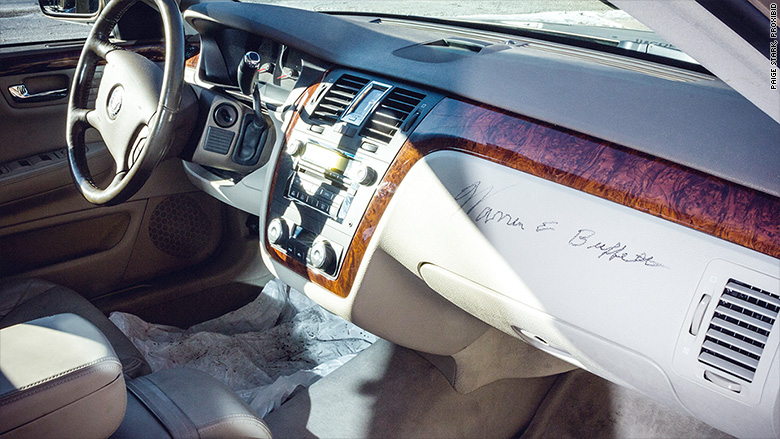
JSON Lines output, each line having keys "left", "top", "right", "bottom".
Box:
{"left": 0, "top": 68, "right": 75, "bottom": 162}
{"left": 0, "top": 211, "right": 131, "bottom": 276}
{"left": 0, "top": 41, "right": 225, "bottom": 299}
{"left": 0, "top": 141, "right": 113, "bottom": 205}
{"left": 1, "top": 200, "right": 146, "bottom": 297}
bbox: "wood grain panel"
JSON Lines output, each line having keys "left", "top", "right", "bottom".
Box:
{"left": 263, "top": 79, "right": 345, "bottom": 291}
{"left": 266, "top": 96, "right": 780, "bottom": 298}
{"left": 0, "top": 43, "right": 167, "bottom": 77}
{"left": 410, "top": 99, "right": 780, "bottom": 259}
{"left": 185, "top": 53, "right": 200, "bottom": 69}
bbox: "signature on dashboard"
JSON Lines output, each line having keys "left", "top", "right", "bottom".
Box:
{"left": 454, "top": 180, "right": 669, "bottom": 269}
{"left": 454, "top": 179, "right": 524, "bottom": 229}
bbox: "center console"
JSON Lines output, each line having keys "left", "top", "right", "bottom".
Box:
{"left": 266, "top": 70, "right": 440, "bottom": 278}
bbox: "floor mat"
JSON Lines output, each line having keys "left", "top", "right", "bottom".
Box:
{"left": 520, "top": 369, "right": 735, "bottom": 439}
{"left": 109, "top": 279, "right": 377, "bottom": 418}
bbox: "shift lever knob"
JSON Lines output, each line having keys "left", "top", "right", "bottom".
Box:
{"left": 238, "top": 51, "right": 262, "bottom": 95}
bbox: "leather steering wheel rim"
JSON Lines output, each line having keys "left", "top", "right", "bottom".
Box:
{"left": 66, "top": 0, "right": 184, "bottom": 206}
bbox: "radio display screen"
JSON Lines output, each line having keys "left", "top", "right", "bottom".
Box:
{"left": 303, "top": 143, "right": 349, "bottom": 174}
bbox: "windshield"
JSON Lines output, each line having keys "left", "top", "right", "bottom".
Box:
{"left": 1, "top": 0, "right": 696, "bottom": 64}
{"left": 243, "top": 0, "right": 698, "bottom": 64}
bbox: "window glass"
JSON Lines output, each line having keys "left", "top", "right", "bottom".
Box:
{"left": 0, "top": 0, "right": 91, "bottom": 46}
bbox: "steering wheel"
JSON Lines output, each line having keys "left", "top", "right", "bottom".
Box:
{"left": 67, "top": 0, "right": 184, "bottom": 205}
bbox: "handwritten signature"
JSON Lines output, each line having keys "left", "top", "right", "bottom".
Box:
{"left": 453, "top": 181, "right": 669, "bottom": 269}
{"left": 454, "top": 181, "right": 524, "bottom": 229}
{"left": 569, "top": 229, "right": 668, "bottom": 268}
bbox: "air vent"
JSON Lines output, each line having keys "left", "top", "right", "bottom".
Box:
{"left": 359, "top": 88, "right": 425, "bottom": 144}
{"left": 310, "top": 74, "right": 370, "bottom": 125}
{"left": 698, "top": 279, "right": 780, "bottom": 383}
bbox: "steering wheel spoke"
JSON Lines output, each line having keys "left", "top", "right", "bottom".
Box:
{"left": 88, "top": 38, "right": 120, "bottom": 60}
{"left": 70, "top": 107, "right": 93, "bottom": 126}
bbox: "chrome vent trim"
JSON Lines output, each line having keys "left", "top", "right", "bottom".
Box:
{"left": 359, "top": 87, "right": 425, "bottom": 144}
{"left": 310, "top": 74, "right": 370, "bottom": 125}
{"left": 698, "top": 279, "right": 780, "bottom": 383}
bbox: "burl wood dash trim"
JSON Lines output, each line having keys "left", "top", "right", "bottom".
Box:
{"left": 1, "top": 43, "right": 166, "bottom": 77}
{"left": 267, "top": 97, "right": 780, "bottom": 298}
{"left": 263, "top": 79, "right": 351, "bottom": 292}
{"left": 185, "top": 53, "right": 200, "bottom": 70}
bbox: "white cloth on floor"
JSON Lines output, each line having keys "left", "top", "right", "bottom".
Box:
{"left": 109, "top": 279, "right": 377, "bottom": 418}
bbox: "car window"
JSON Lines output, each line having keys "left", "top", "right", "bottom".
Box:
{"left": 0, "top": 0, "right": 91, "bottom": 46}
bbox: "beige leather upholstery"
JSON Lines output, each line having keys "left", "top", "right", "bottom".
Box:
{"left": 0, "top": 313, "right": 127, "bottom": 439}
{"left": 0, "top": 278, "right": 151, "bottom": 377}
{"left": 114, "top": 368, "right": 273, "bottom": 439}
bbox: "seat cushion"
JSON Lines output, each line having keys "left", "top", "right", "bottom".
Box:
{"left": 0, "top": 313, "right": 127, "bottom": 439}
{"left": 115, "top": 368, "right": 272, "bottom": 439}
{"left": 0, "top": 278, "right": 151, "bottom": 378}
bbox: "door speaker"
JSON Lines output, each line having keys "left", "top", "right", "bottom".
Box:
{"left": 147, "top": 194, "right": 212, "bottom": 259}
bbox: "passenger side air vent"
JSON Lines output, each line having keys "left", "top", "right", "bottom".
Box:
{"left": 698, "top": 279, "right": 780, "bottom": 383}
{"left": 359, "top": 87, "right": 425, "bottom": 144}
{"left": 310, "top": 74, "right": 370, "bottom": 125}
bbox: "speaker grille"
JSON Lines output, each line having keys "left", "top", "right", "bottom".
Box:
{"left": 148, "top": 194, "right": 212, "bottom": 258}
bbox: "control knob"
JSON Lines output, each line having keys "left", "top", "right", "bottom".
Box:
{"left": 267, "top": 218, "right": 288, "bottom": 246}
{"left": 309, "top": 240, "right": 336, "bottom": 272}
{"left": 286, "top": 139, "right": 305, "bottom": 157}
{"left": 353, "top": 163, "right": 376, "bottom": 186}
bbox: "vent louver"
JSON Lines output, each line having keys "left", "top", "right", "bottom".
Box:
{"left": 359, "top": 87, "right": 425, "bottom": 144}
{"left": 310, "top": 75, "right": 370, "bottom": 126}
{"left": 698, "top": 279, "right": 780, "bottom": 383}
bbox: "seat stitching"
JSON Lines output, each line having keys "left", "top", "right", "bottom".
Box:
{"left": 195, "top": 413, "right": 262, "bottom": 428}
{"left": 0, "top": 360, "right": 121, "bottom": 405}
{"left": 198, "top": 417, "right": 272, "bottom": 436}
{"left": 0, "top": 356, "right": 119, "bottom": 395}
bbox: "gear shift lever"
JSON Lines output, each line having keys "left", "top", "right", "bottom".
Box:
{"left": 237, "top": 51, "right": 265, "bottom": 120}
{"left": 232, "top": 51, "right": 268, "bottom": 167}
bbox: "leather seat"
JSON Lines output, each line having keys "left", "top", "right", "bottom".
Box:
{"left": 115, "top": 368, "right": 273, "bottom": 439}
{"left": 0, "top": 313, "right": 128, "bottom": 439}
{"left": 0, "top": 278, "right": 151, "bottom": 378}
{"left": 0, "top": 279, "right": 274, "bottom": 438}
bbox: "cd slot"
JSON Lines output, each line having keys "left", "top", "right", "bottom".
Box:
{"left": 297, "top": 162, "right": 349, "bottom": 189}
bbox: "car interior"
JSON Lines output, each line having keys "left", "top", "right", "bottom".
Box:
{"left": 0, "top": 0, "right": 778, "bottom": 438}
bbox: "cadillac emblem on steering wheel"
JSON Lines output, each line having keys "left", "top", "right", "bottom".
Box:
{"left": 107, "top": 85, "right": 124, "bottom": 120}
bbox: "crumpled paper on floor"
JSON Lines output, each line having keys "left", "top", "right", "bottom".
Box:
{"left": 109, "top": 279, "right": 377, "bottom": 418}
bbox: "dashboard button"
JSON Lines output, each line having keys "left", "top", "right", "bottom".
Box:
{"left": 360, "top": 142, "right": 379, "bottom": 152}
{"left": 354, "top": 163, "right": 376, "bottom": 186}
{"left": 286, "top": 139, "right": 305, "bottom": 156}
{"left": 267, "top": 218, "right": 287, "bottom": 246}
